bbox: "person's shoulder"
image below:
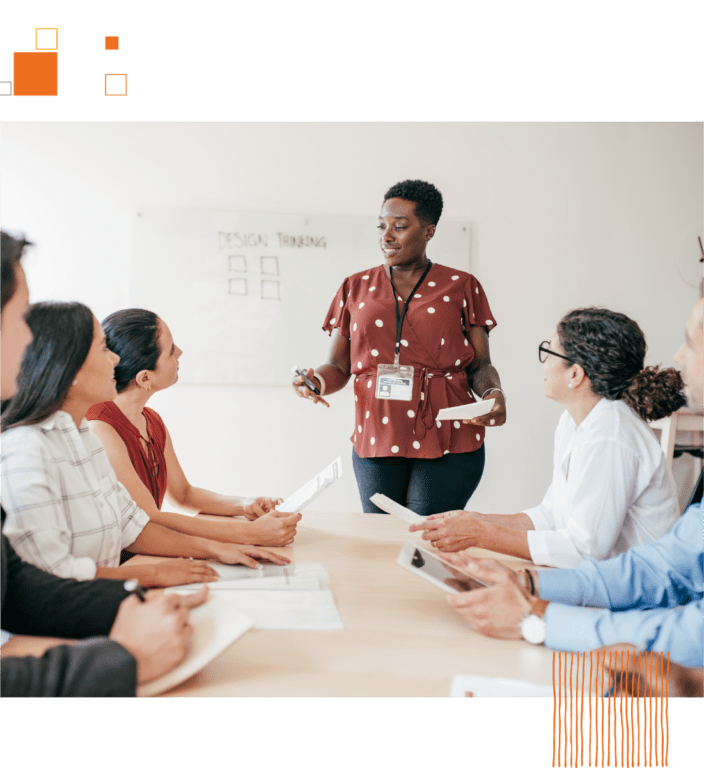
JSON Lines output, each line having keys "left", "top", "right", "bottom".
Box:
{"left": 86, "top": 401, "right": 117, "bottom": 422}
{"left": 586, "top": 399, "right": 657, "bottom": 454}
{"left": 1, "top": 422, "right": 46, "bottom": 451}
{"left": 347, "top": 264, "right": 383, "bottom": 283}
{"left": 431, "top": 263, "right": 477, "bottom": 288}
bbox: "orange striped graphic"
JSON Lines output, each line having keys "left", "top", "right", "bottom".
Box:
{"left": 551, "top": 651, "right": 669, "bottom": 766}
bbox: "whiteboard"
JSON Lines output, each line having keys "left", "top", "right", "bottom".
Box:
{"left": 130, "top": 208, "right": 471, "bottom": 385}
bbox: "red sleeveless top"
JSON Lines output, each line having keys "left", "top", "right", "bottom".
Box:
{"left": 87, "top": 401, "right": 168, "bottom": 509}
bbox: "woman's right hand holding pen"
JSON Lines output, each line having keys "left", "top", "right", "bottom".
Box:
{"left": 292, "top": 367, "right": 329, "bottom": 407}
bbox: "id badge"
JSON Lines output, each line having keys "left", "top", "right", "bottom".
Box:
{"left": 375, "top": 363, "right": 415, "bottom": 401}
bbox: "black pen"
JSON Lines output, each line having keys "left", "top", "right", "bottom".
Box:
{"left": 124, "top": 578, "right": 148, "bottom": 602}
{"left": 292, "top": 366, "right": 321, "bottom": 395}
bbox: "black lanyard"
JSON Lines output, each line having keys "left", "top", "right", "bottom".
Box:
{"left": 389, "top": 261, "right": 432, "bottom": 359}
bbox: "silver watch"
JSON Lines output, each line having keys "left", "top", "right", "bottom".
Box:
{"left": 519, "top": 611, "right": 546, "bottom": 645}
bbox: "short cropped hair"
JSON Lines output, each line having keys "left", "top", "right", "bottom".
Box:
{"left": 383, "top": 180, "right": 444, "bottom": 226}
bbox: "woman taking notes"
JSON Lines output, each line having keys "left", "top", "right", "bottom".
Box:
{"left": 87, "top": 309, "right": 300, "bottom": 547}
{"left": 293, "top": 179, "right": 506, "bottom": 516}
{"left": 1, "top": 302, "right": 289, "bottom": 587}
{"left": 411, "top": 308, "right": 684, "bottom": 567}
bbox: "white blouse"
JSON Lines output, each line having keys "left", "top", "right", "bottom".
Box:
{"left": 1, "top": 410, "right": 150, "bottom": 579}
{"left": 524, "top": 398, "right": 680, "bottom": 568}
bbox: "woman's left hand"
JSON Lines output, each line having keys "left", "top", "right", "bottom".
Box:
{"left": 408, "top": 510, "right": 486, "bottom": 552}
{"left": 463, "top": 390, "right": 506, "bottom": 428}
{"left": 241, "top": 497, "right": 283, "bottom": 520}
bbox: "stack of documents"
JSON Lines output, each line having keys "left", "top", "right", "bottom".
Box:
{"left": 167, "top": 563, "right": 343, "bottom": 631}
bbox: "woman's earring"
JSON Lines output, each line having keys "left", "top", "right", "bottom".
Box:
{"left": 568, "top": 382, "right": 573, "bottom": 388}
{"left": 72, "top": 380, "right": 78, "bottom": 385}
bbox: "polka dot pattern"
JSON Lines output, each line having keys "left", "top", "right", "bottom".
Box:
{"left": 321, "top": 263, "right": 496, "bottom": 459}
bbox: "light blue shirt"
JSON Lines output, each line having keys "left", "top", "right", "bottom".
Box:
{"left": 538, "top": 503, "right": 703, "bottom": 667}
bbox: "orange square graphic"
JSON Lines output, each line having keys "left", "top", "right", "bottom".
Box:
{"left": 34, "top": 27, "right": 59, "bottom": 51}
{"left": 105, "top": 36, "right": 119, "bottom": 50}
{"left": 103, "top": 72, "right": 127, "bottom": 96}
{"left": 14, "top": 52, "right": 57, "bottom": 96}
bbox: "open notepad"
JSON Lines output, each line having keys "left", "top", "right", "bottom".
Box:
{"left": 277, "top": 456, "right": 342, "bottom": 513}
{"left": 137, "top": 593, "right": 254, "bottom": 697}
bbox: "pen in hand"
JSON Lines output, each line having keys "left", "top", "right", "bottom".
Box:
{"left": 124, "top": 578, "right": 148, "bottom": 602}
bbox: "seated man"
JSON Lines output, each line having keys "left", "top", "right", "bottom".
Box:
{"left": 443, "top": 296, "right": 704, "bottom": 671}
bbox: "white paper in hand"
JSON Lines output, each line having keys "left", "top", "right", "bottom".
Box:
{"left": 436, "top": 399, "right": 493, "bottom": 421}
{"left": 277, "top": 456, "right": 342, "bottom": 513}
{"left": 369, "top": 493, "right": 425, "bottom": 523}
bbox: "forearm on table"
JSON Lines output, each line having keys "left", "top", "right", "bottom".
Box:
{"left": 94, "top": 562, "right": 165, "bottom": 587}
{"left": 172, "top": 485, "right": 246, "bottom": 517}
{"left": 466, "top": 361, "right": 502, "bottom": 397}
{"left": 476, "top": 512, "right": 534, "bottom": 530}
{"left": 148, "top": 507, "right": 252, "bottom": 543}
{"left": 312, "top": 363, "right": 351, "bottom": 395}
{"left": 125, "top": 521, "right": 215, "bottom": 559}
{"left": 477, "top": 522, "right": 532, "bottom": 561}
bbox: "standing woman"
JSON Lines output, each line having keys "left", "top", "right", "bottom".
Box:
{"left": 293, "top": 180, "right": 506, "bottom": 516}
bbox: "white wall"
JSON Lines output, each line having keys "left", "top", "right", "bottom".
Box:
{"left": 1, "top": 123, "right": 701, "bottom": 513}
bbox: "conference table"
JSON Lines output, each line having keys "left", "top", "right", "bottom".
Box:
{"left": 3, "top": 511, "right": 556, "bottom": 696}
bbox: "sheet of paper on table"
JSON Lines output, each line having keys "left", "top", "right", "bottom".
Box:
{"left": 436, "top": 399, "right": 493, "bottom": 421}
{"left": 450, "top": 674, "right": 553, "bottom": 697}
{"left": 137, "top": 593, "right": 254, "bottom": 697}
{"left": 276, "top": 455, "right": 342, "bottom": 513}
{"left": 197, "top": 562, "right": 330, "bottom": 590}
{"left": 167, "top": 587, "right": 344, "bottom": 630}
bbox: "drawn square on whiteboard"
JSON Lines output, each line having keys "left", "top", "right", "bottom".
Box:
{"left": 260, "top": 256, "right": 279, "bottom": 276}
{"left": 228, "top": 278, "right": 248, "bottom": 296}
{"left": 228, "top": 254, "right": 247, "bottom": 272}
{"left": 261, "top": 280, "right": 280, "bottom": 301}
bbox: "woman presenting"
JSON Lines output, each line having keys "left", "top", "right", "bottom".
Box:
{"left": 293, "top": 179, "right": 506, "bottom": 516}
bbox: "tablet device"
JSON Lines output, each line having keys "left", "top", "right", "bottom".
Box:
{"left": 436, "top": 399, "right": 493, "bottom": 421}
{"left": 397, "top": 541, "right": 488, "bottom": 595}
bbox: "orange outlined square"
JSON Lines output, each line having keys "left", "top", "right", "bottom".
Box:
{"left": 103, "top": 72, "right": 127, "bottom": 96}
{"left": 14, "top": 52, "right": 57, "bottom": 96}
{"left": 34, "top": 27, "right": 59, "bottom": 51}
{"left": 105, "top": 36, "right": 119, "bottom": 50}
{"left": 105, "top": 73, "right": 127, "bottom": 96}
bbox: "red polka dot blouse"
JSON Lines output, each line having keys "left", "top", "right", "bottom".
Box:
{"left": 322, "top": 263, "right": 497, "bottom": 459}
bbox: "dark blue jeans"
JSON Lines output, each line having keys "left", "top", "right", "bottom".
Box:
{"left": 352, "top": 445, "right": 485, "bottom": 517}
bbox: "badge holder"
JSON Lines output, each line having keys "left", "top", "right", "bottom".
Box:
{"left": 374, "top": 262, "right": 431, "bottom": 403}
{"left": 376, "top": 353, "right": 415, "bottom": 401}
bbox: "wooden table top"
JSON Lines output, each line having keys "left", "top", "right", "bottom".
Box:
{"left": 3, "top": 511, "right": 556, "bottom": 696}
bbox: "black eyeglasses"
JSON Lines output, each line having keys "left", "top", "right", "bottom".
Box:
{"left": 538, "top": 341, "right": 575, "bottom": 365}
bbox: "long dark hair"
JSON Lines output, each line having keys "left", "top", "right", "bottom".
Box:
{"left": 102, "top": 308, "right": 161, "bottom": 393}
{"left": 557, "top": 307, "right": 686, "bottom": 421}
{"left": 1, "top": 302, "right": 95, "bottom": 431}
{"left": 1, "top": 231, "right": 32, "bottom": 311}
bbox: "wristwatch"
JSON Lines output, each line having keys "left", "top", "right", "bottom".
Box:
{"left": 519, "top": 599, "right": 548, "bottom": 645}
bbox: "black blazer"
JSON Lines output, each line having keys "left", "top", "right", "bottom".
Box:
{"left": 1, "top": 508, "right": 137, "bottom": 696}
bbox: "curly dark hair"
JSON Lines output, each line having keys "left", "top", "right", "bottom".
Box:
{"left": 557, "top": 307, "right": 686, "bottom": 421}
{"left": 383, "top": 180, "right": 443, "bottom": 226}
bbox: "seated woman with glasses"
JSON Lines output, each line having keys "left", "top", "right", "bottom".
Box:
{"left": 85, "top": 309, "right": 301, "bottom": 548}
{"left": 410, "top": 307, "right": 685, "bottom": 568}
{"left": 1, "top": 302, "right": 290, "bottom": 587}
